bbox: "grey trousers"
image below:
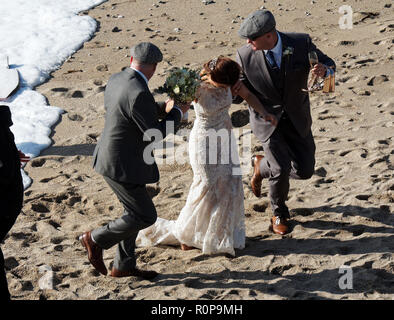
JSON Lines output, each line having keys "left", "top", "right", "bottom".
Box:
{"left": 91, "top": 176, "right": 157, "bottom": 271}
{"left": 259, "top": 116, "right": 316, "bottom": 218}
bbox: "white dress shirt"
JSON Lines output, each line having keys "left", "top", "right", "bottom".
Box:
{"left": 263, "top": 31, "right": 283, "bottom": 68}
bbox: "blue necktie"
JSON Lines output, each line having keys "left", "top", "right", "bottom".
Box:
{"left": 267, "top": 50, "right": 278, "bottom": 70}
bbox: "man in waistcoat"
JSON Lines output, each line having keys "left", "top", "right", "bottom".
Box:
{"left": 232, "top": 10, "right": 335, "bottom": 235}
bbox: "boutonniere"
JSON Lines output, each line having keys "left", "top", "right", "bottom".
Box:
{"left": 282, "top": 46, "right": 294, "bottom": 57}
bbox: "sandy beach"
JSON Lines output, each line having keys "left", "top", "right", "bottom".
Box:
{"left": 3, "top": 0, "right": 393, "bottom": 300}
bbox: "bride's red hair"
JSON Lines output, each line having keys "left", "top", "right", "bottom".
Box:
{"left": 202, "top": 56, "right": 241, "bottom": 86}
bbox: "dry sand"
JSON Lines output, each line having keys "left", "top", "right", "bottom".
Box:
{"left": 3, "top": 0, "right": 393, "bottom": 300}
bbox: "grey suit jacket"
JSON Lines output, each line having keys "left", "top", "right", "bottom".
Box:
{"left": 93, "top": 68, "right": 182, "bottom": 184}
{"left": 236, "top": 32, "right": 335, "bottom": 142}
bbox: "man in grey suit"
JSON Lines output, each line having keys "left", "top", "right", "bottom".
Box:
{"left": 79, "top": 42, "right": 190, "bottom": 279}
{"left": 232, "top": 10, "right": 335, "bottom": 235}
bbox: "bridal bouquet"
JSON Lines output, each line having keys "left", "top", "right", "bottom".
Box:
{"left": 157, "top": 67, "right": 201, "bottom": 104}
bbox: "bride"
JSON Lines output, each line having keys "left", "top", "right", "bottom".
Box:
{"left": 136, "top": 56, "right": 277, "bottom": 256}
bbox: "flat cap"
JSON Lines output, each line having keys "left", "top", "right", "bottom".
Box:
{"left": 130, "top": 42, "right": 163, "bottom": 64}
{"left": 238, "top": 10, "right": 276, "bottom": 39}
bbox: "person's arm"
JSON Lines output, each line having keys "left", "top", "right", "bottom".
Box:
{"left": 307, "top": 35, "right": 336, "bottom": 78}
{"left": 130, "top": 91, "right": 182, "bottom": 141}
{"left": 237, "top": 81, "right": 278, "bottom": 127}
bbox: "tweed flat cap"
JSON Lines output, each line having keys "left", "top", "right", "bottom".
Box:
{"left": 238, "top": 10, "right": 276, "bottom": 39}
{"left": 130, "top": 42, "right": 163, "bottom": 64}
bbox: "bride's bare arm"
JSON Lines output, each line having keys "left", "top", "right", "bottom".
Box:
{"left": 235, "top": 81, "right": 278, "bottom": 126}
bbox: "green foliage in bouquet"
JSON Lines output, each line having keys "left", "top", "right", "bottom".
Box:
{"left": 157, "top": 67, "right": 201, "bottom": 104}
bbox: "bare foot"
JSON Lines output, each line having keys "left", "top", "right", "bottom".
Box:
{"left": 181, "top": 243, "right": 194, "bottom": 251}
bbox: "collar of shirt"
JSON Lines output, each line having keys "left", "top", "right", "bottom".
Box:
{"left": 130, "top": 67, "right": 149, "bottom": 85}
{"left": 264, "top": 31, "right": 283, "bottom": 68}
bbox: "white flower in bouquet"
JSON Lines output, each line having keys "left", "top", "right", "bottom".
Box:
{"left": 157, "top": 67, "right": 201, "bottom": 105}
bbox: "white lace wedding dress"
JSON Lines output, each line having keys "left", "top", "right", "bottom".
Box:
{"left": 136, "top": 82, "right": 245, "bottom": 256}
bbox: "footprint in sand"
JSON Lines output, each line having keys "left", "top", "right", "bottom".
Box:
{"left": 325, "top": 230, "right": 342, "bottom": 237}
{"left": 68, "top": 270, "right": 83, "bottom": 278}
{"left": 252, "top": 202, "right": 269, "bottom": 213}
{"left": 339, "top": 150, "right": 352, "bottom": 157}
{"left": 314, "top": 178, "right": 335, "bottom": 186}
{"left": 67, "top": 195, "right": 82, "bottom": 206}
{"left": 95, "top": 86, "right": 106, "bottom": 93}
{"left": 20, "top": 281, "right": 34, "bottom": 291}
{"left": 4, "top": 257, "right": 19, "bottom": 270}
{"left": 348, "top": 58, "right": 376, "bottom": 70}
{"left": 67, "top": 113, "right": 84, "bottom": 121}
{"left": 270, "top": 264, "right": 295, "bottom": 276}
{"left": 348, "top": 226, "right": 365, "bottom": 237}
{"left": 336, "top": 40, "right": 357, "bottom": 46}
{"left": 51, "top": 87, "right": 69, "bottom": 93}
{"left": 337, "top": 75, "right": 352, "bottom": 83}
{"left": 352, "top": 88, "right": 371, "bottom": 96}
{"left": 367, "top": 75, "right": 389, "bottom": 86}
{"left": 54, "top": 245, "right": 63, "bottom": 252}
{"left": 50, "top": 237, "right": 63, "bottom": 245}
{"left": 314, "top": 167, "right": 327, "bottom": 177}
{"left": 368, "top": 155, "right": 389, "bottom": 168}
{"left": 30, "top": 158, "right": 46, "bottom": 167}
{"left": 70, "top": 90, "right": 84, "bottom": 98}
{"left": 353, "top": 12, "right": 380, "bottom": 24}
{"left": 30, "top": 202, "right": 50, "bottom": 213}
{"left": 318, "top": 114, "right": 340, "bottom": 121}
{"left": 47, "top": 220, "right": 61, "bottom": 230}
{"left": 377, "top": 139, "right": 391, "bottom": 146}
{"left": 84, "top": 41, "right": 107, "bottom": 49}
{"left": 169, "top": 192, "right": 182, "bottom": 199}
{"left": 199, "top": 290, "right": 222, "bottom": 300}
{"left": 355, "top": 194, "right": 371, "bottom": 201}
{"left": 360, "top": 149, "right": 369, "bottom": 158}
{"left": 291, "top": 208, "right": 314, "bottom": 217}
{"left": 96, "top": 64, "right": 108, "bottom": 72}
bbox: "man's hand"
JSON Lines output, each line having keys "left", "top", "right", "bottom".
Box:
{"left": 311, "top": 63, "right": 327, "bottom": 78}
{"left": 165, "top": 99, "right": 190, "bottom": 116}
{"left": 165, "top": 99, "right": 175, "bottom": 113}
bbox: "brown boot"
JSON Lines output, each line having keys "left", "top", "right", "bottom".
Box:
{"left": 79, "top": 231, "right": 107, "bottom": 275}
{"left": 271, "top": 216, "right": 290, "bottom": 235}
{"left": 251, "top": 155, "right": 264, "bottom": 197}
{"left": 180, "top": 243, "right": 195, "bottom": 251}
{"left": 111, "top": 267, "right": 158, "bottom": 280}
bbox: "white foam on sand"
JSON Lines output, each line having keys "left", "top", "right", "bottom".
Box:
{"left": 0, "top": 0, "right": 107, "bottom": 188}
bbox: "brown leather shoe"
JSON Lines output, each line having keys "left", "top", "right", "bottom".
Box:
{"left": 251, "top": 155, "right": 264, "bottom": 197}
{"left": 181, "top": 243, "right": 195, "bottom": 251}
{"left": 79, "top": 231, "right": 107, "bottom": 275}
{"left": 111, "top": 267, "right": 158, "bottom": 280}
{"left": 271, "top": 216, "right": 289, "bottom": 235}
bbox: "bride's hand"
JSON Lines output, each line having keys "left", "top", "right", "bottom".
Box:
{"left": 200, "top": 74, "right": 209, "bottom": 82}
